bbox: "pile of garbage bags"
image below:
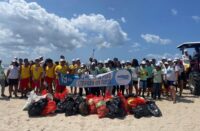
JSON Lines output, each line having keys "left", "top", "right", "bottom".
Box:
{"left": 23, "top": 90, "right": 162, "bottom": 119}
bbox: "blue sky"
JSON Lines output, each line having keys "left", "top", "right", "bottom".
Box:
{"left": 0, "top": 0, "right": 200, "bottom": 63}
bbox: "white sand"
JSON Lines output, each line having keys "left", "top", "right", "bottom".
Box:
{"left": 0, "top": 89, "right": 200, "bottom": 131}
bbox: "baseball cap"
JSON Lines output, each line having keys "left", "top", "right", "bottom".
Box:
{"left": 60, "top": 58, "right": 65, "bottom": 62}
{"left": 141, "top": 61, "right": 146, "bottom": 64}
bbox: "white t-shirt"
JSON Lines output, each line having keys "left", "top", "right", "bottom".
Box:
{"left": 175, "top": 64, "right": 184, "bottom": 75}
{"left": 8, "top": 65, "right": 19, "bottom": 79}
{"left": 166, "top": 66, "right": 177, "bottom": 81}
{"left": 130, "top": 67, "right": 139, "bottom": 81}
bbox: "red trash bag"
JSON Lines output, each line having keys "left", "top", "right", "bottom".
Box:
{"left": 54, "top": 88, "right": 69, "bottom": 101}
{"left": 104, "top": 91, "right": 112, "bottom": 102}
{"left": 127, "top": 97, "right": 146, "bottom": 108}
{"left": 97, "top": 105, "right": 109, "bottom": 118}
{"left": 86, "top": 94, "right": 97, "bottom": 114}
{"left": 41, "top": 89, "right": 48, "bottom": 96}
{"left": 117, "top": 92, "right": 129, "bottom": 113}
{"left": 41, "top": 100, "right": 56, "bottom": 116}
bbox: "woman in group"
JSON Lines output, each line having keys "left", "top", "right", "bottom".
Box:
{"left": 7, "top": 60, "right": 20, "bottom": 98}
{"left": 139, "top": 61, "right": 148, "bottom": 97}
{"left": 130, "top": 59, "right": 139, "bottom": 96}
{"left": 165, "top": 59, "right": 179, "bottom": 103}
{"left": 152, "top": 63, "right": 162, "bottom": 100}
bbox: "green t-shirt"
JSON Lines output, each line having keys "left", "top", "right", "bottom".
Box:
{"left": 98, "top": 67, "right": 108, "bottom": 74}
{"left": 139, "top": 67, "right": 148, "bottom": 81}
{"left": 153, "top": 69, "right": 162, "bottom": 83}
{"left": 146, "top": 66, "right": 153, "bottom": 78}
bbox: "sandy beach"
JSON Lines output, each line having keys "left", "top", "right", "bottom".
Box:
{"left": 0, "top": 89, "right": 199, "bottom": 131}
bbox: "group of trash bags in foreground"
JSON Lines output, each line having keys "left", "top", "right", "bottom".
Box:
{"left": 23, "top": 89, "right": 162, "bottom": 119}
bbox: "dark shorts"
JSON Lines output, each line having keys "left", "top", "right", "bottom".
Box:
{"left": 132, "top": 80, "right": 138, "bottom": 85}
{"left": 139, "top": 80, "right": 147, "bottom": 89}
{"left": 178, "top": 72, "right": 186, "bottom": 81}
{"left": 167, "top": 81, "right": 176, "bottom": 87}
{"left": 8, "top": 79, "right": 18, "bottom": 86}
{"left": 147, "top": 78, "right": 153, "bottom": 88}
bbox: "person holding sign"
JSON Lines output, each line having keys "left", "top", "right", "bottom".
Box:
{"left": 55, "top": 59, "right": 69, "bottom": 93}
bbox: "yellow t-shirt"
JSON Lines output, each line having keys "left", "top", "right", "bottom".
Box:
{"left": 21, "top": 65, "right": 30, "bottom": 79}
{"left": 31, "top": 65, "right": 43, "bottom": 80}
{"left": 55, "top": 65, "right": 69, "bottom": 78}
{"left": 69, "top": 64, "right": 76, "bottom": 74}
{"left": 45, "top": 65, "right": 55, "bottom": 78}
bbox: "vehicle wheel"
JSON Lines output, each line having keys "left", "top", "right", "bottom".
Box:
{"left": 189, "top": 71, "right": 200, "bottom": 95}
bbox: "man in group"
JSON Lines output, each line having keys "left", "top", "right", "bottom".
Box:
{"left": 0, "top": 59, "right": 6, "bottom": 97}
{"left": 30, "top": 58, "right": 44, "bottom": 94}
{"left": 19, "top": 58, "right": 30, "bottom": 98}
{"left": 69, "top": 59, "right": 77, "bottom": 94}
{"left": 139, "top": 61, "right": 148, "bottom": 97}
{"left": 55, "top": 58, "right": 69, "bottom": 93}
{"left": 45, "top": 59, "right": 55, "bottom": 94}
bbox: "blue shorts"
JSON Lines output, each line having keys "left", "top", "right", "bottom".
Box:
{"left": 140, "top": 80, "right": 147, "bottom": 89}
{"left": 167, "top": 81, "right": 176, "bottom": 87}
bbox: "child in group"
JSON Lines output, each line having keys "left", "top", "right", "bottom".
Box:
{"left": 30, "top": 58, "right": 43, "bottom": 94}
{"left": 19, "top": 58, "right": 30, "bottom": 98}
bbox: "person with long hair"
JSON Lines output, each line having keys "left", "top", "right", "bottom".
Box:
{"left": 130, "top": 59, "right": 140, "bottom": 95}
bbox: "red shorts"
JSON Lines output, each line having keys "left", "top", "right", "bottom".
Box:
{"left": 20, "top": 78, "right": 30, "bottom": 89}
{"left": 55, "top": 79, "right": 66, "bottom": 92}
{"left": 32, "top": 80, "right": 41, "bottom": 89}
{"left": 45, "top": 77, "right": 54, "bottom": 85}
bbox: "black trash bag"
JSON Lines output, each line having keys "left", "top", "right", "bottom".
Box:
{"left": 124, "top": 93, "right": 136, "bottom": 99}
{"left": 79, "top": 100, "right": 89, "bottom": 116}
{"left": 131, "top": 104, "right": 151, "bottom": 119}
{"left": 146, "top": 101, "right": 162, "bottom": 117}
{"left": 56, "top": 99, "right": 68, "bottom": 113}
{"left": 73, "top": 94, "right": 85, "bottom": 113}
{"left": 106, "top": 97, "right": 126, "bottom": 119}
{"left": 65, "top": 94, "right": 84, "bottom": 116}
{"left": 28, "top": 98, "right": 48, "bottom": 117}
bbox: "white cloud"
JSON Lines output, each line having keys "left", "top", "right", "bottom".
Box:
{"left": 0, "top": 0, "right": 128, "bottom": 59}
{"left": 192, "top": 16, "right": 200, "bottom": 23}
{"left": 121, "top": 17, "right": 126, "bottom": 23}
{"left": 141, "top": 34, "right": 171, "bottom": 45}
{"left": 171, "top": 9, "right": 178, "bottom": 16}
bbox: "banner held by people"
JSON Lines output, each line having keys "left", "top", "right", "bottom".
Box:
{"left": 58, "top": 70, "right": 132, "bottom": 87}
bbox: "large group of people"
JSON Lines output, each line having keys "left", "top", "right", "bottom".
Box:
{"left": 0, "top": 50, "right": 191, "bottom": 104}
